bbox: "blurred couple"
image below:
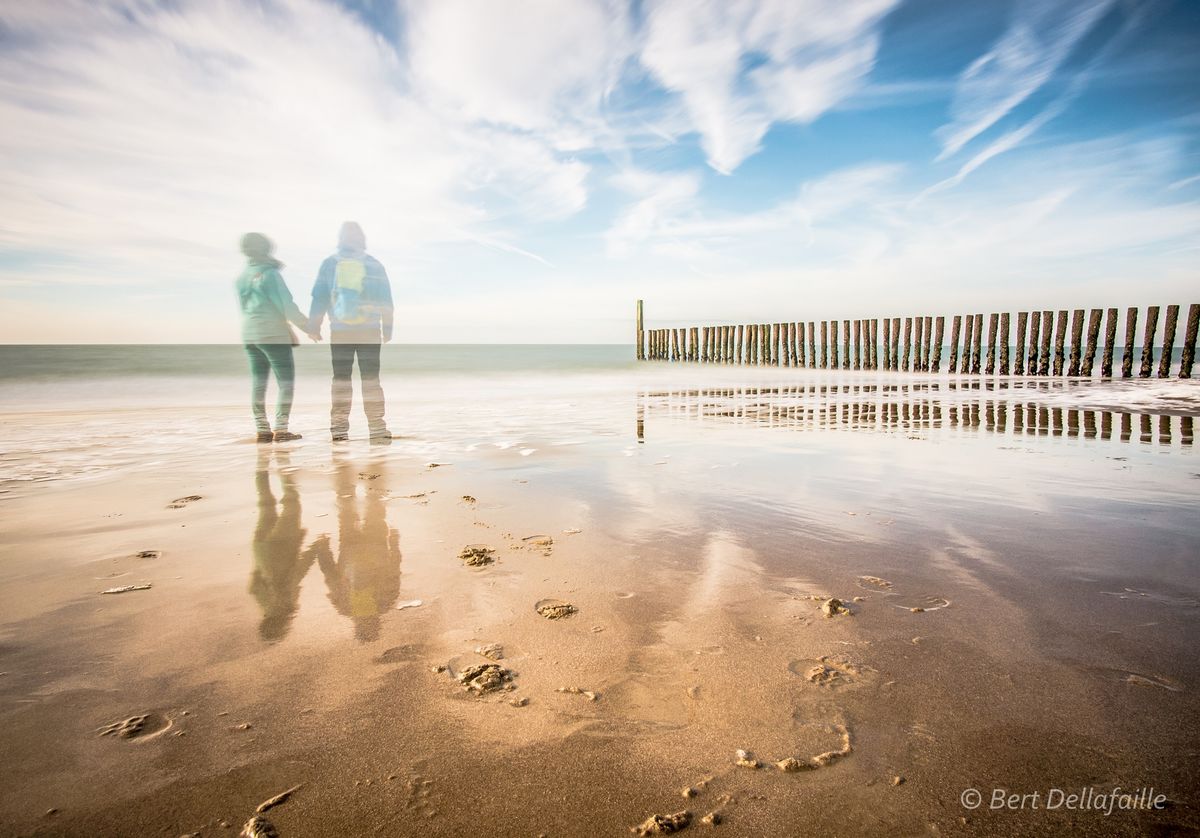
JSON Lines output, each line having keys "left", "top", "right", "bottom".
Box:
{"left": 234, "top": 221, "right": 394, "bottom": 444}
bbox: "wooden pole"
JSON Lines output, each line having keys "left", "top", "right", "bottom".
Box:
{"left": 1081, "top": 309, "right": 1102, "bottom": 377}
{"left": 891, "top": 317, "right": 900, "bottom": 370}
{"left": 884, "top": 318, "right": 893, "bottom": 370}
{"left": 774, "top": 323, "right": 783, "bottom": 366}
{"left": 821, "top": 320, "right": 829, "bottom": 368}
{"left": 807, "top": 321, "right": 816, "bottom": 368}
{"left": 1067, "top": 309, "right": 1084, "bottom": 376}
{"left": 998, "top": 313, "right": 1010, "bottom": 375}
{"left": 853, "top": 319, "right": 862, "bottom": 370}
{"left": 972, "top": 313, "right": 984, "bottom": 374}
{"left": 1013, "top": 312, "right": 1027, "bottom": 375}
{"left": 797, "top": 322, "right": 806, "bottom": 367}
{"left": 1038, "top": 310, "right": 1052, "bottom": 376}
{"left": 1052, "top": 310, "right": 1068, "bottom": 376}
{"left": 912, "top": 316, "right": 923, "bottom": 372}
{"left": 1026, "top": 311, "right": 1040, "bottom": 375}
{"left": 1121, "top": 307, "right": 1138, "bottom": 378}
{"left": 736, "top": 324, "right": 744, "bottom": 364}
{"left": 842, "top": 320, "right": 851, "bottom": 369}
{"left": 671, "top": 328, "right": 679, "bottom": 361}
{"left": 931, "top": 316, "right": 944, "bottom": 373}
{"left": 948, "top": 315, "right": 961, "bottom": 373}
{"left": 636, "top": 299, "right": 644, "bottom": 360}
{"left": 1139, "top": 305, "right": 1159, "bottom": 378}
{"left": 1159, "top": 304, "right": 1179, "bottom": 378}
{"left": 903, "top": 317, "right": 913, "bottom": 371}
{"left": 830, "top": 320, "right": 838, "bottom": 369}
{"left": 870, "top": 319, "right": 879, "bottom": 370}
{"left": 985, "top": 313, "right": 998, "bottom": 375}
{"left": 922, "top": 316, "right": 933, "bottom": 372}
{"left": 1179, "top": 303, "right": 1199, "bottom": 379}
{"left": 1101, "top": 308, "right": 1118, "bottom": 377}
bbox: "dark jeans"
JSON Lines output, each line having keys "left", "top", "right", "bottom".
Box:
{"left": 245, "top": 343, "right": 295, "bottom": 433}
{"left": 330, "top": 342, "right": 387, "bottom": 436}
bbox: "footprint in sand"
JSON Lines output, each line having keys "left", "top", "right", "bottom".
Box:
{"left": 535, "top": 598, "right": 577, "bottom": 619}
{"left": 856, "top": 575, "right": 894, "bottom": 592}
{"left": 890, "top": 596, "right": 950, "bottom": 613}
{"left": 167, "top": 495, "right": 202, "bottom": 509}
{"left": 98, "top": 712, "right": 171, "bottom": 740}
{"left": 788, "top": 655, "right": 873, "bottom": 690}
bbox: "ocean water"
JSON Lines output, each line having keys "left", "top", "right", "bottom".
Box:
{"left": 0, "top": 343, "right": 1196, "bottom": 495}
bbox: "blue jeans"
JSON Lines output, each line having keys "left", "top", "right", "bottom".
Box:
{"left": 245, "top": 343, "right": 295, "bottom": 433}
{"left": 330, "top": 342, "right": 387, "bottom": 436}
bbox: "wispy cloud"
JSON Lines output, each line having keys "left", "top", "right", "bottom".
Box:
{"left": 936, "top": 0, "right": 1116, "bottom": 160}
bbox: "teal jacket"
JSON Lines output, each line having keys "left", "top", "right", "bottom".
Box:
{"left": 235, "top": 261, "right": 309, "bottom": 344}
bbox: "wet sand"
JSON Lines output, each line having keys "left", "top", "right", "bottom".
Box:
{"left": 1, "top": 370, "right": 1199, "bottom": 836}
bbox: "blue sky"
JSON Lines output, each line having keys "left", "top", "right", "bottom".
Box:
{"left": 0, "top": 0, "right": 1197, "bottom": 343}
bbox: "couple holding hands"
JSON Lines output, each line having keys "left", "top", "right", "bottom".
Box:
{"left": 235, "top": 221, "right": 394, "bottom": 444}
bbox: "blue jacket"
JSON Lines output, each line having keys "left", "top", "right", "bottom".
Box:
{"left": 308, "top": 249, "right": 394, "bottom": 344}
{"left": 235, "top": 262, "right": 308, "bottom": 344}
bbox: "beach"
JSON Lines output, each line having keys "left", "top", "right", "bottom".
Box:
{"left": 1, "top": 345, "right": 1198, "bottom": 836}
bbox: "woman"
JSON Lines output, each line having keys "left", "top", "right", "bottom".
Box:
{"left": 235, "top": 232, "right": 313, "bottom": 442}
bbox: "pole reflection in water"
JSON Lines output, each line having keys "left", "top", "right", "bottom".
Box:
{"left": 634, "top": 382, "right": 1195, "bottom": 448}
{"left": 311, "top": 456, "right": 402, "bottom": 642}
{"left": 249, "top": 448, "right": 317, "bottom": 642}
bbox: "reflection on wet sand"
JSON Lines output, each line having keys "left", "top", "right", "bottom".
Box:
{"left": 249, "top": 449, "right": 316, "bottom": 642}
{"left": 636, "top": 384, "right": 1195, "bottom": 447}
{"left": 311, "top": 456, "right": 401, "bottom": 642}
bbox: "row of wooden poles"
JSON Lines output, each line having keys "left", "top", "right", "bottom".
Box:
{"left": 634, "top": 301, "right": 1200, "bottom": 378}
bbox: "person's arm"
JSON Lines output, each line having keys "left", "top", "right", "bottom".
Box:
{"left": 376, "top": 260, "right": 394, "bottom": 343}
{"left": 264, "top": 269, "right": 309, "bottom": 330}
{"left": 308, "top": 259, "right": 333, "bottom": 337}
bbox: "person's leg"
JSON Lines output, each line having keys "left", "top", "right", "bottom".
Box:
{"left": 261, "top": 343, "right": 296, "bottom": 433}
{"left": 330, "top": 342, "right": 355, "bottom": 440}
{"left": 356, "top": 343, "right": 389, "bottom": 438}
{"left": 245, "top": 344, "right": 272, "bottom": 438}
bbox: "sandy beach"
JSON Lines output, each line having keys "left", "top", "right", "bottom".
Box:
{"left": 1, "top": 356, "right": 1198, "bottom": 837}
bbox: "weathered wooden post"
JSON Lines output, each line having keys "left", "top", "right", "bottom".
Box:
{"left": 851, "top": 320, "right": 860, "bottom": 370}
{"left": 798, "top": 322, "right": 806, "bottom": 367}
{"left": 1121, "top": 307, "right": 1138, "bottom": 378}
{"left": 1181, "top": 304, "right": 1199, "bottom": 379}
{"left": 931, "top": 316, "right": 945, "bottom": 373}
{"left": 821, "top": 321, "right": 829, "bottom": 368}
{"left": 735, "top": 324, "right": 744, "bottom": 364}
{"left": 883, "top": 318, "right": 893, "bottom": 370}
{"left": 960, "top": 314, "right": 973, "bottom": 373}
{"left": 1101, "top": 308, "right": 1117, "bottom": 377}
{"left": 775, "top": 323, "right": 783, "bottom": 366}
{"left": 1038, "top": 310, "right": 1053, "bottom": 376}
{"left": 1014, "top": 312, "right": 1028, "bottom": 375}
{"left": 998, "top": 313, "right": 1010, "bottom": 375}
{"left": 1027, "top": 311, "right": 1040, "bottom": 375}
{"left": 913, "top": 316, "right": 923, "bottom": 372}
{"left": 1066, "top": 309, "right": 1084, "bottom": 376}
{"left": 728, "top": 325, "right": 736, "bottom": 363}
{"left": 948, "top": 315, "right": 961, "bottom": 373}
{"left": 1052, "top": 310, "right": 1068, "bottom": 376}
{"left": 1081, "top": 309, "right": 1102, "bottom": 376}
{"left": 841, "top": 320, "right": 850, "bottom": 369}
{"left": 636, "top": 299, "right": 645, "bottom": 360}
{"left": 870, "top": 319, "right": 879, "bottom": 369}
{"left": 1139, "top": 305, "right": 1160, "bottom": 378}
{"left": 807, "top": 322, "right": 816, "bottom": 368}
{"left": 1159, "top": 304, "right": 1179, "bottom": 378}
{"left": 972, "top": 313, "right": 984, "bottom": 374}
{"left": 891, "top": 317, "right": 900, "bottom": 369}
{"left": 670, "top": 328, "right": 678, "bottom": 361}
{"left": 985, "top": 313, "right": 998, "bottom": 375}
{"left": 903, "top": 317, "right": 913, "bottom": 372}
{"left": 922, "top": 316, "right": 933, "bottom": 371}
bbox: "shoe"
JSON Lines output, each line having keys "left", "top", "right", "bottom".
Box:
{"left": 273, "top": 430, "right": 303, "bottom": 442}
{"left": 331, "top": 433, "right": 349, "bottom": 442}
{"left": 255, "top": 431, "right": 274, "bottom": 444}
{"left": 369, "top": 430, "right": 393, "bottom": 445}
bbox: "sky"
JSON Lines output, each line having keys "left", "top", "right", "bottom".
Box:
{"left": 0, "top": 0, "right": 1197, "bottom": 344}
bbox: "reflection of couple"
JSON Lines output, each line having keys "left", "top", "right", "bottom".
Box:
{"left": 250, "top": 451, "right": 400, "bottom": 642}
{"left": 234, "top": 221, "right": 394, "bottom": 444}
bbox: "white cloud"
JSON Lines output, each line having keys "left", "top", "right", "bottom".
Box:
{"left": 936, "top": 0, "right": 1115, "bottom": 160}
{"left": 639, "top": 0, "right": 898, "bottom": 173}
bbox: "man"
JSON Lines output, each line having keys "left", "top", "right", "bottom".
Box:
{"left": 307, "top": 222, "right": 394, "bottom": 443}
